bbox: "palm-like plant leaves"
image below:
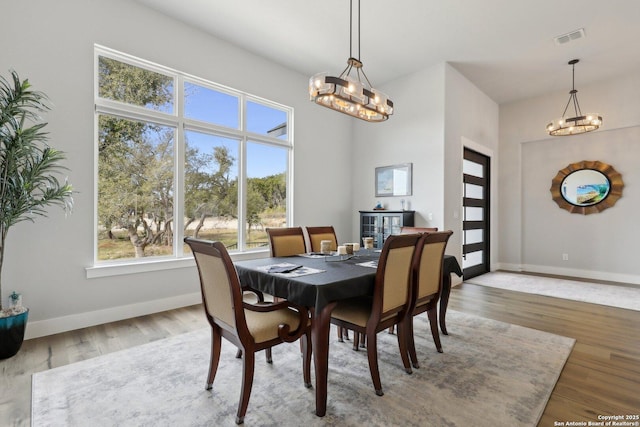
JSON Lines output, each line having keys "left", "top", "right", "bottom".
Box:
{"left": 0, "top": 71, "right": 73, "bottom": 311}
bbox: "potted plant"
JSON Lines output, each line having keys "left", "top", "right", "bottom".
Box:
{"left": 0, "top": 70, "right": 73, "bottom": 359}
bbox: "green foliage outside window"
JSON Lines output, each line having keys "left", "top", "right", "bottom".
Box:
{"left": 96, "top": 52, "right": 289, "bottom": 261}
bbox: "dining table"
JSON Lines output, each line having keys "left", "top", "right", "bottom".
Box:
{"left": 234, "top": 250, "right": 462, "bottom": 417}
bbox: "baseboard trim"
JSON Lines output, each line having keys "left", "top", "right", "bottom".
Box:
{"left": 25, "top": 292, "right": 201, "bottom": 340}
{"left": 494, "top": 263, "right": 640, "bottom": 286}
{"left": 28, "top": 262, "right": 639, "bottom": 340}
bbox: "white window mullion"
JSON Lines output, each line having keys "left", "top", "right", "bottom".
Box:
{"left": 175, "top": 75, "right": 186, "bottom": 256}
{"left": 95, "top": 101, "right": 178, "bottom": 129}
{"left": 238, "top": 137, "right": 248, "bottom": 252}
{"left": 237, "top": 95, "right": 247, "bottom": 251}
{"left": 287, "top": 109, "right": 294, "bottom": 226}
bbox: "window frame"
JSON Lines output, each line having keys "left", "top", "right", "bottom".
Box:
{"left": 90, "top": 45, "right": 293, "bottom": 277}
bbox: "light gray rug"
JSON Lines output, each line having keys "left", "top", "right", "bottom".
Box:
{"left": 31, "top": 311, "right": 574, "bottom": 426}
{"left": 465, "top": 272, "right": 640, "bottom": 312}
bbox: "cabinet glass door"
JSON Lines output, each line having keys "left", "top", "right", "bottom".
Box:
{"left": 361, "top": 214, "right": 379, "bottom": 246}
{"left": 382, "top": 215, "right": 402, "bottom": 242}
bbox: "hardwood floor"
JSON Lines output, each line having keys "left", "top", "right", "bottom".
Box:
{"left": 448, "top": 281, "right": 640, "bottom": 426}
{"left": 1, "top": 277, "right": 639, "bottom": 426}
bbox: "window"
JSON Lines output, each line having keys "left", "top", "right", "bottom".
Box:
{"left": 95, "top": 46, "right": 292, "bottom": 264}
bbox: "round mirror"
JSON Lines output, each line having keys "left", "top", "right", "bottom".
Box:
{"left": 550, "top": 160, "right": 623, "bottom": 215}
{"left": 561, "top": 169, "right": 610, "bottom": 206}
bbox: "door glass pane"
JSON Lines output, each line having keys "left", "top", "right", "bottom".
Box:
{"left": 462, "top": 250, "right": 483, "bottom": 269}
{"left": 183, "top": 131, "right": 239, "bottom": 252}
{"left": 465, "top": 229, "right": 483, "bottom": 245}
{"left": 246, "top": 141, "right": 288, "bottom": 249}
{"left": 184, "top": 82, "right": 239, "bottom": 129}
{"left": 465, "top": 207, "right": 483, "bottom": 221}
{"left": 246, "top": 100, "right": 288, "bottom": 140}
{"left": 465, "top": 183, "right": 483, "bottom": 199}
{"left": 463, "top": 159, "right": 483, "bottom": 178}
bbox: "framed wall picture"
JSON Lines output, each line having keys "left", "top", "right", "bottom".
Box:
{"left": 375, "top": 163, "right": 412, "bottom": 197}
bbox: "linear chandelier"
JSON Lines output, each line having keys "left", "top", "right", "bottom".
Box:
{"left": 309, "top": 0, "right": 393, "bottom": 122}
{"left": 546, "top": 59, "right": 602, "bottom": 136}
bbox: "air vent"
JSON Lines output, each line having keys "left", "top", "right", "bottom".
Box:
{"left": 554, "top": 28, "right": 586, "bottom": 45}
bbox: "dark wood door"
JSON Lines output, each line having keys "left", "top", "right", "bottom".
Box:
{"left": 462, "top": 148, "right": 490, "bottom": 279}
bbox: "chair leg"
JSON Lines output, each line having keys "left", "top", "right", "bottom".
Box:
{"left": 238, "top": 347, "right": 273, "bottom": 364}
{"left": 301, "top": 332, "right": 312, "bottom": 388}
{"left": 427, "top": 307, "right": 443, "bottom": 353}
{"left": 407, "top": 317, "right": 420, "bottom": 369}
{"left": 337, "top": 327, "right": 351, "bottom": 342}
{"left": 387, "top": 325, "right": 395, "bottom": 334}
{"left": 352, "top": 332, "right": 360, "bottom": 351}
{"left": 236, "top": 350, "right": 255, "bottom": 425}
{"left": 365, "top": 330, "right": 384, "bottom": 396}
{"left": 207, "top": 327, "right": 222, "bottom": 390}
{"left": 396, "top": 321, "right": 413, "bottom": 374}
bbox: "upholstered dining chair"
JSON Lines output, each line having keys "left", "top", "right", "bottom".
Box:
{"left": 266, "top": 226, "right": 307, "bottom": 257}
{"left": 386, "top": 226, "right": 438, "bottom": 335}
{"left": 405, "top": 230, "right": 452, "bottom": 368}
{"left": 400, "top": 226, "right": 438, "bottom": 234}
{"left": 305, "top": 225, "right": 338, "bottom": 252}
{"left": 184, "top": 237, "right": 312, "bottom": 425}
{"left": 304, "top": 225, "right": 352, "bottom": 341}
{"left": 330, "top": 233, "right": 421, "bottom": 396}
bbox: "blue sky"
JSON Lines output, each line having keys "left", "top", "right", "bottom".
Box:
{"left": 184, "top": 82, "right": 288, "bottom": 178}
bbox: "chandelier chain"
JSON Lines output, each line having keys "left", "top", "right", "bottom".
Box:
{"left": 349, "top": 0, "right": 353, "bottom": 59}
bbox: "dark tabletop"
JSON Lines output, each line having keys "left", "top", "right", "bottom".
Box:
{"left": 235, "top": 253, "right": 462, "bottom": 312}
{"left": 235, "top": 252, "right": 379, "bottom": 312}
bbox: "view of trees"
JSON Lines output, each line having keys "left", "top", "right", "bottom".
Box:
{"left": 97, "top": 56, "right": 287, "bottom": 260}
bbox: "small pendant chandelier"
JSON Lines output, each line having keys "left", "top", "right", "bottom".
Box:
{"left": 546, "top": 59, "right": 602, "bottom": 136}
{"left": 309, "top": 0, "right": 393, "bottom": 122}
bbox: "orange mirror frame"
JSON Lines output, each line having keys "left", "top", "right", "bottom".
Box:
{"left": 550, "top": 160, "right": 624, "bottom": 215}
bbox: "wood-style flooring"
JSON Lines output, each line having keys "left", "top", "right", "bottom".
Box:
{"left": 449, "top": 280, "right": 640, "bottom": 426}
{"left": 1, "top": 275, "right": 639, "bottom": 426}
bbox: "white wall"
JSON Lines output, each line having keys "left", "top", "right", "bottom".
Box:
{"left": 350, "top": 63, "right": 499, "bottom": 280}
{"left": 1, "top": 0, "right": 353, "bottom": 338}
{"left": 499, "top": 72, "right": 640, "bottom": 283}
{"left": 350, "top": 64, "right": 446, "bottom": 240}
{"left": 444, "top": 65, "right": 499, "bottom": 269}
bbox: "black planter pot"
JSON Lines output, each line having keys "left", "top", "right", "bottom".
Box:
{"left": 0, "top": 309, "right": 29, "bottom": 359}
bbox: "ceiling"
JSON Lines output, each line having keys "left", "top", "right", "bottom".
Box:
{"left": 134, "top": 0, "right": 640, "bottom": 104}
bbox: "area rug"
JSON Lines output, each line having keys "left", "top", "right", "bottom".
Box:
{"left": 31, "top": 311, "right": 574, "bottom": 427}
{"left": 465, "top": 272, "right": 640, "bottom": 312}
